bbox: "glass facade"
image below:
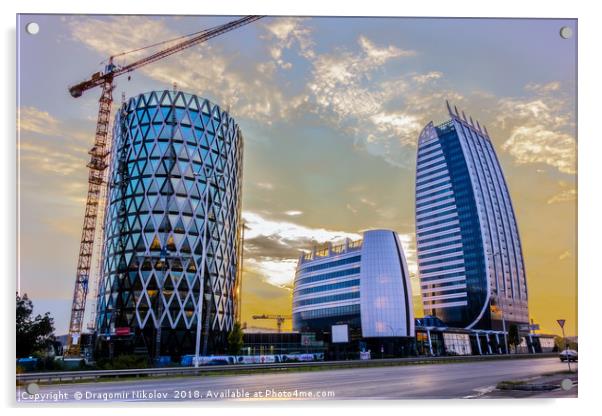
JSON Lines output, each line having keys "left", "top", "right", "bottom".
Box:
{"left": 442, "top": 333, "right": 472, "bottom": 355}
{"left": 95, "top": 90, "right": 244, "bottom": 356}
{"left": 292, "top": 240, "right": 362, "bottom": 333}
{"left": 415, "top": 103, "right": 529, "bottom": 330}
{"left": 292, "top": 230, "right": 414, "bottom": 339}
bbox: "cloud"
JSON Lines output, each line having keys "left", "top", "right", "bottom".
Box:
{"left": 358, "top": 36, "right": 415, "bottom": 62}
{"left": 525, "top": 81, "right": 561, "bottom": 94}
{"left": 496, "top": 98, "right": 571, "bottom": 130}
{"left": 502, "top": 125, "right": 576, "bottom": 174}
{"left": 242, "top": 210, "right": 417, "bottom": 289}
{"left": 18, "top": 106, "right": 91, "bottom": 177}
{"left": 242, "top": 211, "right": 361, "bottom": 287}
{"left": 255, "top": 182, "right": 274, "bottom": 191}
{"left": 369, "top": 112, "right": 422, "bottom": 141}
{"left": 284, "top": 210, "right": 303, "bottom": 216}
{"left": 412, "top": 71, "right": 443, "bottom": 84}
{"left": 304, "top": 35, "right": 441, "bottom": 165}
{"left": 18, "top": 107, "right": 61, "bottom": 136}
{"left": 67, "top": 17, "right": 443, "bottom": 167}
{"left": 241, "top": 267, "right": 292, "bottom": 329}
{"left": 547, "top": 187, "right": 577, "bottom": 204}
{"left": 19, "top": 142, "right": 88, "bottom": 177}
{"left": 359, "top": 198, "right": 376, "bottom": 207}
{"left": 245, "top": 258, "right": 299, "bottom": 288}
{"left": 262, "top": 17, "right": 315, "bottom": 69}
{"left": 307, "top": 36, "right": 414, "bottom": 123}
{"left": 68, "top": 16, "right": 306, "bottom": 124}
{"left": 243, "top": 211, "right": 360, "bottom": 245}
{"left": 496, "top": 82, "right": 576, "bottom": 175}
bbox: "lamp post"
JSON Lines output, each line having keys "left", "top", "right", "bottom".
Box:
{"left": 193, "top": 169, "right": 225, "bottom": 368}
{"left": 492, "top": 251, "right": 509, "bottom": 354}
{"left": 386, "top": 324, "right": 403, "bottom": 357}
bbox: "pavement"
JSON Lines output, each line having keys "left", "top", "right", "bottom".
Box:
{"left": 16, "top": 356, "right": 577, "bottom": 403}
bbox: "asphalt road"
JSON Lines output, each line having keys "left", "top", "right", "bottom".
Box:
{"left": 16, "top": 357, "right": 576, "bottom": 402}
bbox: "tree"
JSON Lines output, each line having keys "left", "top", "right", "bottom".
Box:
{"left": 227, "top": 322, "right": 244, "bottom": 355}
{"left": 507, "top": 324, "right": 521, "bottom": 354}
{"left": 554, "top": 335, "right": 577, "bottom": 352}
{"left": 16, "top": 293, "right": 56, "bottom": 358}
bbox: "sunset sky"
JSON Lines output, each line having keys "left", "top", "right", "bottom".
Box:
{"left": 17, "top": 15, "right": 577, "bottom": 337}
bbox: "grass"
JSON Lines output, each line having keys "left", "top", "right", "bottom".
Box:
{"left": 497, "top": 380, "right": 528, "bottom": 390}
{"left": 541, "top": 369, "right": 578, "bottom": 377}
{"left": 496, "top": 368, "right": 578, "bottom": 391}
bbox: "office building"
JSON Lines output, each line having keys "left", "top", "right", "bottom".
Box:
{"left": 415, "top": 102, "right": 529, "bottom": 330}
{"left": 292, "top": 229, "right": 414, "bottom": 357}
{"left": 95, "top": 90, "right": 244, "bottom": 357}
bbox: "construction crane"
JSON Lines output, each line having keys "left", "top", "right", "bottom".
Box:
{"left": 252, "top": 314, "right": 292, "bottom": 333}
{"left": 65, "top": 15, "right": 264, "bottom": 357}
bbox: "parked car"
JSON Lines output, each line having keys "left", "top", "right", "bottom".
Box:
{"left": 559, "top": 349, "right": 578, "bottom": 362}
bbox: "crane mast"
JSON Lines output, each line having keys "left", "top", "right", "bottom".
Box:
{"left": 66, "top": 75, "right": 114, "bottom": 356}
{"left": 65, "top": 16, "right": 263, "bottom": 357}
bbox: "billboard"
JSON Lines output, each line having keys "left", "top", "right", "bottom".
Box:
{"left": 331, "top": 324, "right": 349, "bottom": 343}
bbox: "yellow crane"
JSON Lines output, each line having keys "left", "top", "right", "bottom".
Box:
{"left": 252, "top": 314, "right": 292, "bottom": 333}
{"left": 65, "top": 15, "right": 263, "bottom": 357}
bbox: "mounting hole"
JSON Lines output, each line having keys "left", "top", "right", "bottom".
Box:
{"left": 26, "top": 383, "right": 40, "bottom": 394}
{"left": 25, "top": 22, "right": 40, "bottom": 35}
{"left": 561, "top": 378, "right": 573, "bottom": 391}
{"left": 559, "top": 26, "right": 572, "bottom": 39}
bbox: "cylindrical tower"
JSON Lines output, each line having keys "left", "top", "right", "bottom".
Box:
{"left": 95, "top": 90, "right": 244, "bottom": 358}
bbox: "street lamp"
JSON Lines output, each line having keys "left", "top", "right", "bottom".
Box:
{"left": 386, "top": 324, "right": 403, "bottom": 357}
{"left": 491, "top": 251, "right": 510, "bottom": 355}
{"left": 386, "top": 324, "right": 401, "bottom": 337}
{"left": 193, "top": 168, "right": 225, "bottom": 368}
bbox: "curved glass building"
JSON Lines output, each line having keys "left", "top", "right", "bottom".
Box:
{"left": 95, "top": 90, "right": 244, "bottom": 357}
{"left": 415, "top": 103, "right": 528, "bottom": 330}
{"left": 292, "top": 230, "right": 414, "bottom": 344}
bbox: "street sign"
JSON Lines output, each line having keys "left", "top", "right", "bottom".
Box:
{"left": 519, "top": 324, "right": 540, "bottom": 331}
{"left": 557, "top": 319, "right": 566, "bottom": 329}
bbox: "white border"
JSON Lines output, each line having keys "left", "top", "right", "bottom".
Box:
{"left": 2, "top": 0, "right": 599, "bottom": 415}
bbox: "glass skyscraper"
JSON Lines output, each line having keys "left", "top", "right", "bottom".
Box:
{"left": 415, "top": 103, "right": 528, "bottom": 330}
{"left": 95, "top": 90, "right": 244, "bottom": 357}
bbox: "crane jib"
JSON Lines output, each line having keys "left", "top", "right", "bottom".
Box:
{"left": 65, "top": 15, "right": 263, "bottom": 357}
{"left": 68, "top": 16, "right": 263, "bottom": 98}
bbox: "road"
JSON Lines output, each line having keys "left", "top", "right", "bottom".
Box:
{"left": 16, "top": 357, "right": 576, "bottom": 402}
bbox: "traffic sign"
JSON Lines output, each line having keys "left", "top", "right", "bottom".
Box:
{"left": 519, "top": 324, "right": 540, "bottom": 331}
{"left": 557, "top": 319, "right": 566, "bottom": 328}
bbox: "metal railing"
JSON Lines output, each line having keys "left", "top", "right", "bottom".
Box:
{"left": 16, "top": 353, "right": 558, "bottom": 384}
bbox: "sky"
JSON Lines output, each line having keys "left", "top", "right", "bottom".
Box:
{"left": 17, "top": 15, "right": 577, "bottom": 337}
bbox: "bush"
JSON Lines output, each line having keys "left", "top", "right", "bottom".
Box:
{"left": 97, "top": 354, "right": 149, "bottom": 370}
{"left": 34, "top": 356, "right": 65, "bottom": 371}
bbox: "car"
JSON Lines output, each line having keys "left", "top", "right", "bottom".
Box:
{"left": 559, "top": 349, "right": 578, "bottom": 362}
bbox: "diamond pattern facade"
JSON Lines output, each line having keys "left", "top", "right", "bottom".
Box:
{"left": 95, "top": 90, "right": 244, "bottom": 356}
